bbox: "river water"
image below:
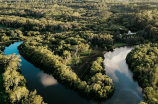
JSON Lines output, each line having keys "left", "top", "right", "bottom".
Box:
{"left": 3, "top": 41, "right": 143, "bottom": 104}
{"left": 103, "top": 47, "right": 143, "bottom": 104}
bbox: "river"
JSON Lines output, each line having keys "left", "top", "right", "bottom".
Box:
{"left": 3, "top": 41, "right": 143, "bottom": 104}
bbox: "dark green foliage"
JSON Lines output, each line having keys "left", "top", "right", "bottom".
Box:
{"left": 0, "top": 46, "right": 5, "bottom": 52}
{"left": 18, "top": 41, "right": 114, "bottom": 100}
{"left": 0, "top": 0, "right": 158, "bottom": 103}
{"left": 82, "top": 57, "right": 114, "bottom": 99}
{"left": 0, "top": 29, "right": 24, "bottom": 42}
{"left": 126, "top": 43, "right": 158, "bottom": 104}
{"left": 0, "top": 53, "right": 46, "bottom": 104}
{"left": 0, "top": 67, "right": 9, "bottom": 104}
{"left": 0, "top": 0, "right": 157, "bottom": 46}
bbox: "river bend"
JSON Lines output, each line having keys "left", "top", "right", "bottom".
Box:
{"left": 3, "top": 41, "right": 143, "bottom": 104}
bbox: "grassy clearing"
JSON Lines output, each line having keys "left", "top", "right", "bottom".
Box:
{"left": 113, "top": 42, "right": 127, "bottom": 48}
{"left": 72, "top": 47, "right": 104, "bottom": 78}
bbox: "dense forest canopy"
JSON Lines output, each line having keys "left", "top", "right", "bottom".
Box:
{"left": 0, "top": 53, "right": 46, "bottom": 104}
{"left": 0, "top": 0, "right": 158, "bottom": 104}
{"left": 0, "top": 0, "right": 157, "bottom": 46}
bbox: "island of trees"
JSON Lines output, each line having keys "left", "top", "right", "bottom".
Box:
{"left": 18, "top": 38, "right": 114, "bottom": 100}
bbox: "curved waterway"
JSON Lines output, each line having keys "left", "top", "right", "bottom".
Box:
{"left": 3, "top": 41, "right": 143, "bottom": 104}
{"left": 103, "top": 47, "right": 143, "bottom": 104}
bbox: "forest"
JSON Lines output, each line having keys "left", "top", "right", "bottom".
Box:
{"left": 0, "top": 0, "right": 158, "bottom": 104}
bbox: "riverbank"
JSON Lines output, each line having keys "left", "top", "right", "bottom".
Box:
{"left": 0, "top": 40, "right": 18, "bottom": 46}
{"left": 126, "top": 43, "right": 158, "bottom": 104}
{"left": 0, "top": 40, "right": 16, "bottom": 103}
{"left": 0, "top": 50, "right": 46, "bottom": 104}
{"left": 72, "top": 42, "right": 131, "bottom": 77}
{"left": 1, "top": 40, "right": 144, "bottom": 104}
{"left": 18, "top": 41, "right": 115, "bottom": 101}
{"left": 113, "top": 43, "right": 127, "bottom": 48}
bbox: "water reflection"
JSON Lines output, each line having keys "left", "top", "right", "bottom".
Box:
{"left": 4, "top": 42, "right": 143, "bottom": 104}
{"left": 37, "top": 73, "right": 58, "bottom": 87}
{"left": 103, "top": 47, "right": 143, "bottom": 104}
{"left": 3, "top": 41, "right": 95, "bottom": 104}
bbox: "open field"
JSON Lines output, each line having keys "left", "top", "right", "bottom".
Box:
{"left": 113, "top": 42, "right": 127, "bottom": 48}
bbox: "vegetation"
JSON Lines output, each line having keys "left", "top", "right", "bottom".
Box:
{"left": 18, "top": 39, "right": 114, "bottom": 100}
{"left": 0, "top": 67, "right": 9, "bottom": 104}
{"left": 0, "top": 0, "right": 158, "bottom": 46}
{"left": 0, "top": 0, "right": 158, "bottom": 103}
{"left": 0, "top": 53, "right": 46, "bottom": 104}
{"left": 126, "top": 43, "right": 158, "bottom": 104}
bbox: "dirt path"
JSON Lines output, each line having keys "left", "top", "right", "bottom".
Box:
{"left": 79, "top": 53, "right": 99, "bottom": 78}
{"left": 72, "top": 47, "right": 105, "bottom": 78}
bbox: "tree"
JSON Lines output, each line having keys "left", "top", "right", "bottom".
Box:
{"left": 63, "top": 50, "right": 71, "bottom": 65}
{"left": 23, "top": 90, "right": 45, "bottom": 104}
{"left": 9, "top": 87, "right": 29, "bottom": 103}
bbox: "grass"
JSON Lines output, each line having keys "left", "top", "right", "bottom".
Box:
{"left": 113, "top": 42, "right": 127, "bottom": 48}
{"left": 72, "top": 46, "right": 104, "bottom": 78}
